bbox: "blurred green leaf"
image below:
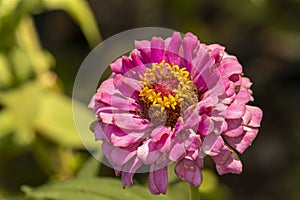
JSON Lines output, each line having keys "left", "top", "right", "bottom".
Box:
{"left": 0, "top": 108, "right": 14, "bottom": 139}
{"left": 42, "top": 0, "right": 101, "bottom": 48}
{"left": 200, "top": 169, "right": 231, "bottom": 200}
{"left": 8, "top": 47, "right": 32, "bottom": 83}
{"left": 76, "top": 156, "right": 100, "bottom": 178}
{"left": 35, "top": 90, "right": 83, "bottom": 148}
{"left": 16, "top": 16, "right": 54, "bottom": 76}
{"left": 0, "top": 81, "right": 42, "bottom": 145}
{"left": 0, "top": 0, "right": 22, "bottom": 18}
{"left": 167, "top": 162, "right": 180, "bottom": 185}
{"left": 200, "top": 169, "right": 218, "bottom": 193}
{"left": 168, "top": 180, "right": 189, "bottom": 200}
{"left": 0, "top": 0, "right": 40, "bottom": 50}
{"left": 0, "top": 53, "right": 12, "bottom": 88}
{"left": 1, "top": 195, "right": 27, "bottom": 200}
{"left": 22, "top": 177, "right": 168, "bottom": 200}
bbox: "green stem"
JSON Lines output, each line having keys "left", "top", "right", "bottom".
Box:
{"left": 189, "top": 184, "right": 200, "bottom": 200}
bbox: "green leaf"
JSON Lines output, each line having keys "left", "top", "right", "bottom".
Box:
{"left": 42, "top": 0, "right": 101, "bottom": 48}
{"left": 1, "top": 195, "right": 27, "bottom": 200}
{"left": 16, "top": 16, "right": 54, "bottom": 76}
{"left": 0, "top": 81, "right": 42, "bottom": 145}
{"left": 168, "top": 181, "right": 189, "bottom": 200}
{"left": 0, "top": 53, "right": 13, "bottom": 88}
{"left": 76, "top": 156, "right": 100, "bottom": 178}
{"left": 8, "top": 46, "right": 33, "bottom": 83}
{"left": 199, "top": 168, "right": 218, "bottom": 193}
{"left": 22, "top": 177, "right": 168, "bottom": 200}
{"left": 0, "top": 0, "right": 22, "bottom": 18}
{"left": 0, "top": 0, "right": 40, "bottom": 50}
{"left": 0, "top": 108, "right": 14, "bottom": 139}
{"left": 35, "top": 90, "right": 83, "bottom": 148}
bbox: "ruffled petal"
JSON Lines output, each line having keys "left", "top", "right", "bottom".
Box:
{"left": 137, "top": 140, "right": 161, "bottom": 165}
{"left": 212, "top": 145, "right": 243, "bottom": 175}
{"left": 201, "top": 134, "right": 224, "bottom": 157}
{"left": 175, "top": 158, "right": 203, "bottom": 187}
{"left": 113, "top": 74, "right": 141, "bottom": 99}
{"left": 135, "top": 40, "right": 151, "bottom": 63}
{"left": 110, "top": 58, "right": 123, "bottom": 74}
{"left": 225, "top": 99, "right": 246, "bottom": 119}
{"left": 224, "top": 127, "right": 259, "bottom": 154}
{"left": 110, "top": 125, "right": 145, "bottom": 147}
{"left": 109, "top": 147, "right": 137, "bottom": 166}
{"left": 169, "top": 142, "right": 185, "bottom": 162}
{"left": 165, "top": 32, "right": 182, "bottom": 65}
{"left": 149, "top": 166, "right": 168, "bottom": 195}
{"left": 122, "top": 172, "right": 134, "bottom": 188}
{"left": 151, "top": 37, "right": 165, "bottom": 63}
{"left": 222, "top": 119, "right": 244, "bottom": 137}
{"left": 219, "top": 57, "right": 243, "bottom": 78}
{"left": 113, "top": 113, "right": 149, "bottom": 131}
{"left": 244, "top": 105, "right": 263, "bottom": 127}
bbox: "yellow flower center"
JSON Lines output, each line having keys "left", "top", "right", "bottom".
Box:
{"left": 138, "top": 61, "right": 199, "bottom": 127}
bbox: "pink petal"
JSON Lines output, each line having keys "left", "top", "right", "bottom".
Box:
{"left": 182, "top": 33, "right": 199, "bottom": 64}
{"left": 198, "top": 114, "right": 214, "bottom": 137}
{"left": 122, "top": 156, "right": 142, "bottom": 174}
{"left": 225, "top": 83, "right": 236, "bottom": 98}
{"left": 222, "top": 119, "right": 244, "bottom": 137}
{"left": 166, "top": 32, "right": 182, "bottom": 65}
{"left": 192, "top": 48, "right": 214, "bottom": 82}
{"left": 93, "top": 121, "right": 107, "bottom": 141}
{"left": 225, "top": 99, "right": 246, "bottom": 119}
{"left": 110, "top": 126, "right": 144, "bottom": 147}
{"left": 151, "top": 37, "right": 165, "bottom": 63}
{"left": 241, "top": 77, "right": 253, "bottom": 89}
{"left": 149, "top": 166, "right": 168, "bottom": 195}
{"left": 244, "top": 105, "right": 263, "bottom": 127}
{"left": 201, "top": 134, "right": 224, "bottom": 156}
{"left": 175, "top": 158, "right": 203, "bottom": 187}
{"left": 113, "top": 74, "right": 141, "bottom": 99}
{"left": 219, "top": 57, "right": 243, "bottom": 78}
{"left": 122, "top": 172, "right": 134, "bottom": 188}
{"left": 121, "top": 157, "right": 142, "bottom": 187}
{"left": 122, "top": 56, "right": 134, "bottom": 73}
{"left": 113, "top": 113, "right": 149, "bottom": 131}
{"left": 235, "top": 88, "right": 251, "bottom": 104}
{"left": 137, "top": 140, "right": 161, "bottom": 165}
{"left": 167, "top": 32, "right": 182, "bottom": 49}
{"left": 212, "top": 145, "right": 243, "bottom": 175}
{"left": 182, "top": 106, "right": 201, "bottom": 130}
{"left": 151, "top": 126, "right": 171, "bottom": 142}
{"left": 224, "top": 127, "right": 259, "bottom": 153}
{"left": 128, "top": 53, "right": 147, "bottom": 78}
{"left": 209, "top": 47, "right": 224, "bottom": 64}
{"left": 110, "top": 146, "right": 137, "bottom": 166}
{"left": 135, "top": 40, "right": 151, "bottom": 63}
{"left": 95, "top": 78, "right": 115, "bottom": 97}
{"left": 169, "top": 142, "right": 185, "bottom": 162}
{"left": 110, "top": 58, "right": 123, "bottom": 74}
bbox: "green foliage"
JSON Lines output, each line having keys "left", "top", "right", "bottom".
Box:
{"left": 0, "top": 0, "right": 101, "bottom": 196}
{"left": 22, "top": 178, "right": 169, "bottom": 200}
{"left": 76, "top": 156, "right": 100, "bottom": 178}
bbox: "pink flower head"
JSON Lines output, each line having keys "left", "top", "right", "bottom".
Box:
{"left": 89, "top": 32, "right": 263, "bottom": 194}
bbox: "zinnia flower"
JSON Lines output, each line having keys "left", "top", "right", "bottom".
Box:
{"left": 89, "top": 32, "right": 263, "bottom": 195}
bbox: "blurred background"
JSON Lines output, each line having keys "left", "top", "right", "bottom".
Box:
{"left": 0, "top": 0, "right": 300, "bottom": 199}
